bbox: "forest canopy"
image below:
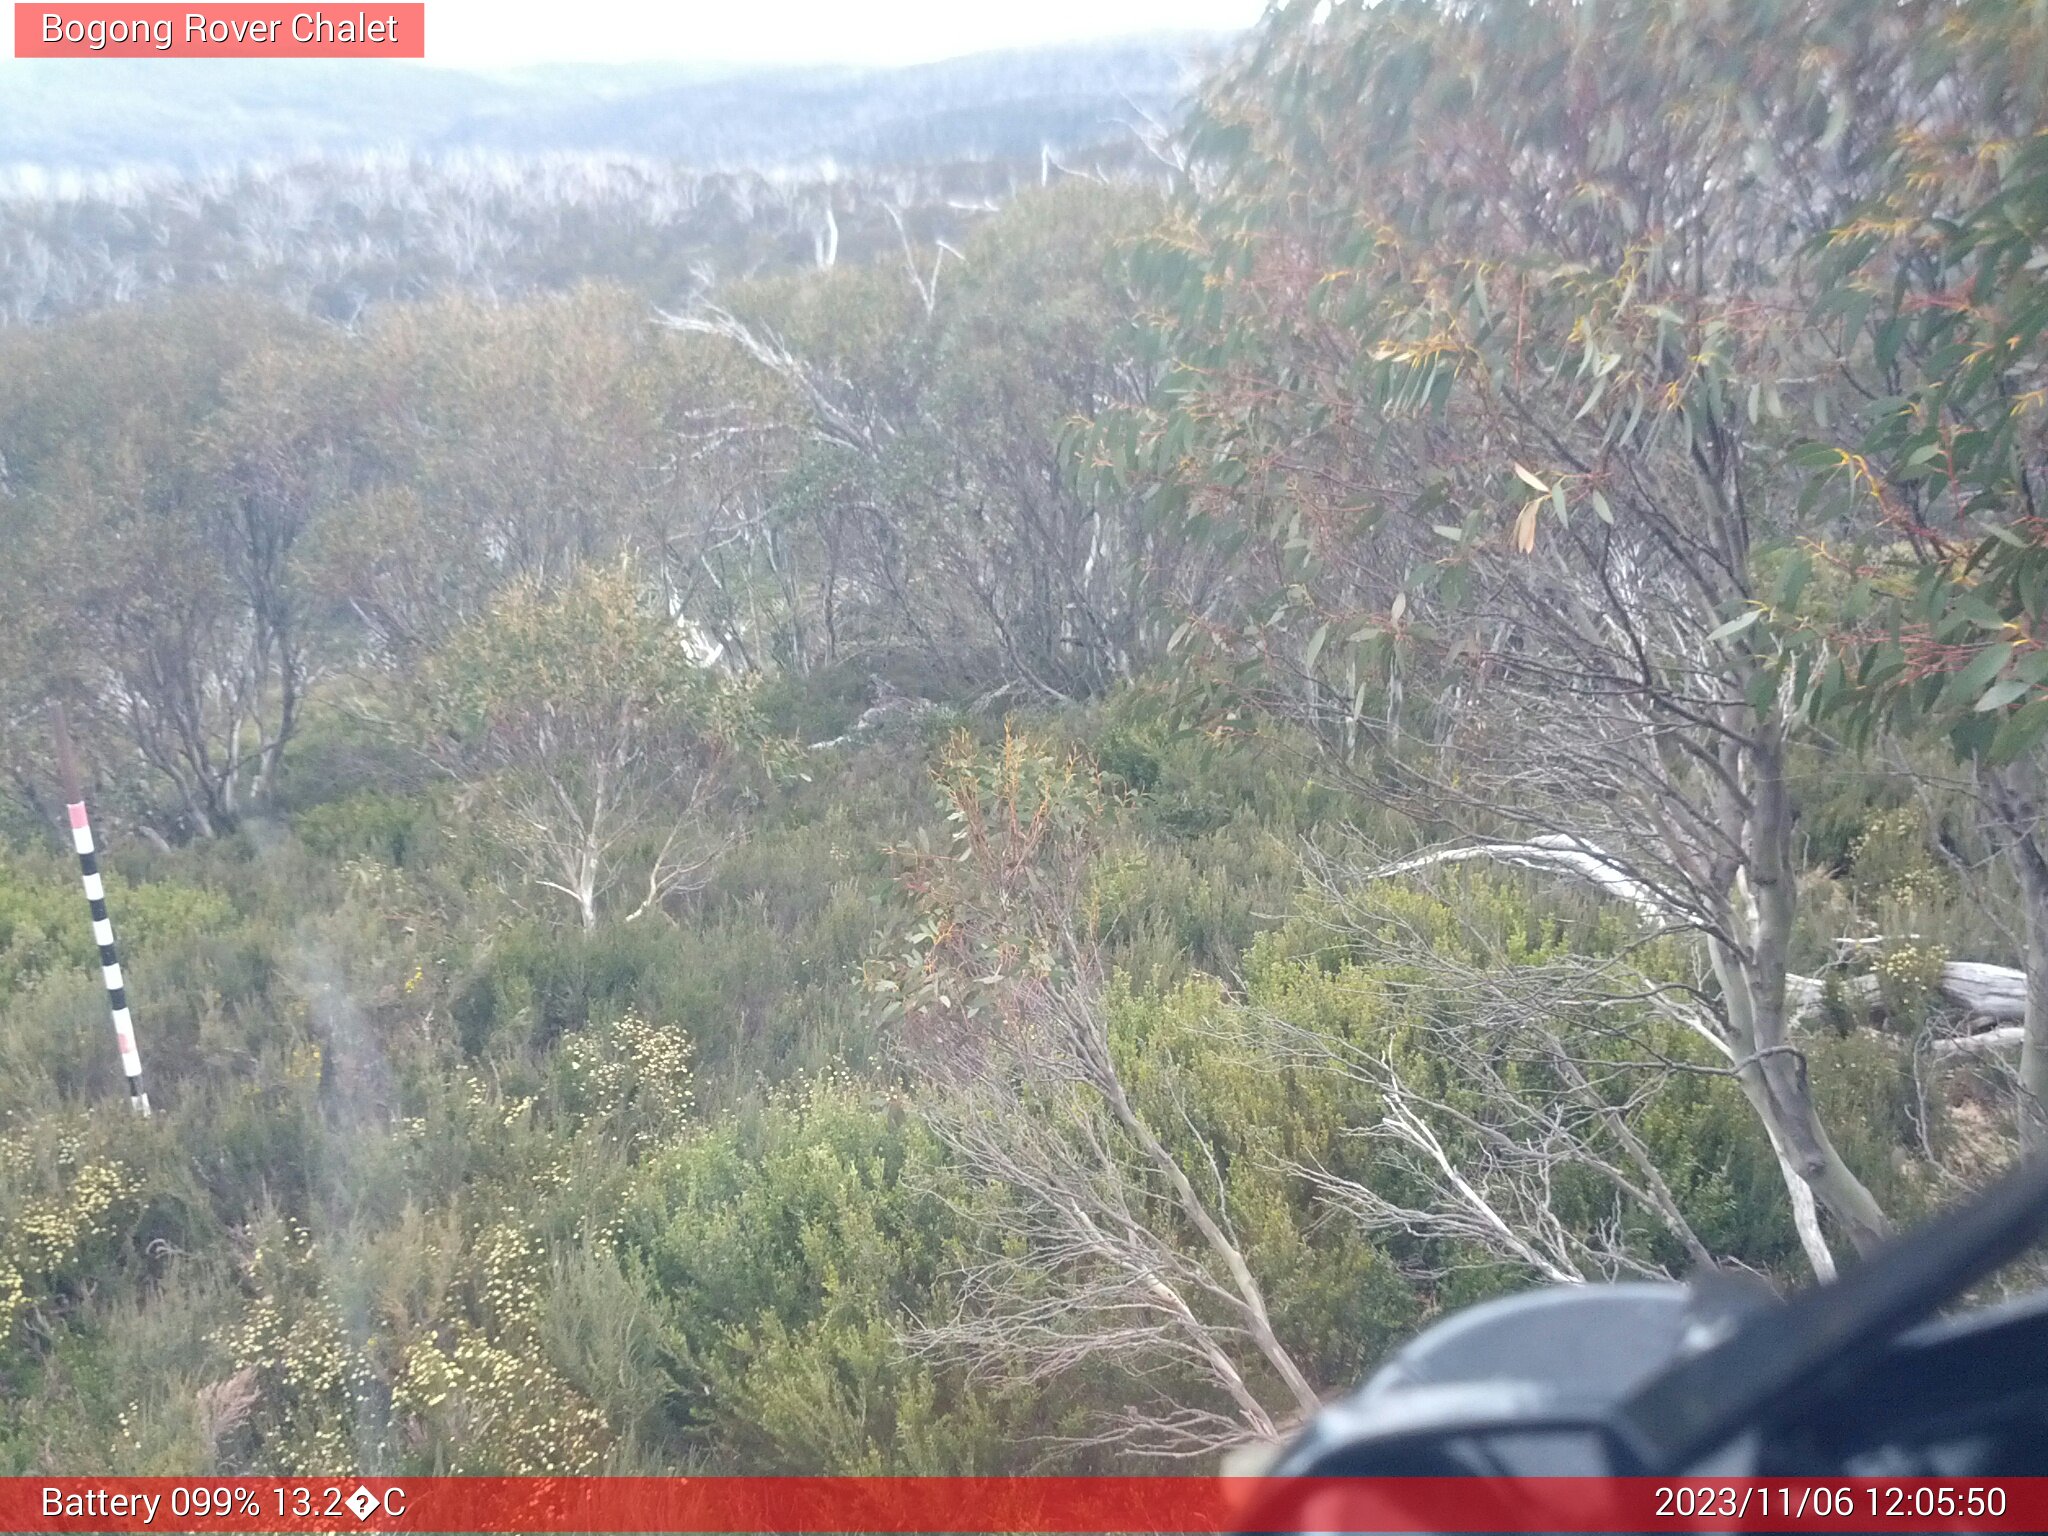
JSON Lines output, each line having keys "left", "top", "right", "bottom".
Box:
{"left": 2, "top": 0, "right": 2047, "bottom": 1476}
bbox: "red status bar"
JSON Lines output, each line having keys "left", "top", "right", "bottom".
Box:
{"left": 2, "top": 1477, "right": 2043, "bottom": 1533}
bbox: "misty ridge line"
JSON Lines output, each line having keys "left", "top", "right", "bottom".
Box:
{"left": 0, "top": 33, "right": 1230, "bottom": 183}
{"left": 0, "top": 35, "right": 1221, "bottom": 327}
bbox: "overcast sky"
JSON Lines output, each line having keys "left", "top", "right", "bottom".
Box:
{"left": 428, "top": 0, "right": 1268, "bottom": 68}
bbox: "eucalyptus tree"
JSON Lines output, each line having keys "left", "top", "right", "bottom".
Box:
{"left": 417, "top": 561, "right": 744, "bottom": 932}
{"left": 1788, "top": 3, "right": 2048, "bottom": 1149}
{"left": 1093, "top": 0, "right": 1970, "bottom": 1267}
{"left": 668, "top": 183, "right": 1200, "bottom": 698}
{"left": 0, "top": 295, "right": 337, "bottom": 838}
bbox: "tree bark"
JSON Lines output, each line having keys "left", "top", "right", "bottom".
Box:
{"left": 1983, "top": 756, "right": 2048, "bottom": 1155}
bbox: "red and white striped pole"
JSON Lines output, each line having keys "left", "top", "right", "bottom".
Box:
{"left": 51, "top": 704, "right": 150, "bottom": 1115}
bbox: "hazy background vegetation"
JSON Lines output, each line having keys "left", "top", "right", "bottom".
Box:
{"left": 0, "top": 42, "right": 1210, "bottom": 174}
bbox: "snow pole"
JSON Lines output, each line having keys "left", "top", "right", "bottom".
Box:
{"left": 51, "top": 703, "right": 150, "bottom": 1115}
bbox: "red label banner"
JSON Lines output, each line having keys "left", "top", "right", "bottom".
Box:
{"left": 0, "top": 1477, "right": 2043, "bottom": 1533}
{"left": 14, "top": 5, "right": 425, "bottom": 57}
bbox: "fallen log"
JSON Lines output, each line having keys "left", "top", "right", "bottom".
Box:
{"left": 1367, "top": 838, "right": 2031, "bottom": 1028}
{"left": 1930, "top": 1025, "right": 2025, "bottom": 1059}
{"left": 1935, "top": 961, "right": 2029, "bottom": 1022}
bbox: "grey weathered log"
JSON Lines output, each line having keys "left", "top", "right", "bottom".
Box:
{"left": 1937, "top": 962, "right": 2029, "bottom": 1022}
{"left": 1786, "top": 961, "right": 2026, "bottom": 1026}
{"left": 1378, "top": 843, "right": 2028, "bottom": 1026}
{"left": 1931, "top": 1026, "right": 2026, "bottom": 1059}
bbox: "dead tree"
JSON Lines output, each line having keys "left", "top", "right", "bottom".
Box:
{"left": 909, "top": 957, "right": 1320, "bottom": 1456}
{"left": 1274, "top": 855, "right": 1731, "bottom": 1281}
{"left": 884, "top": 730, "right": 1316, "bottom": 1456}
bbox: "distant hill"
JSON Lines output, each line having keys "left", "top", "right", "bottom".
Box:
{"left": 0, "top": 37, "right": 1225, "bottom": 177}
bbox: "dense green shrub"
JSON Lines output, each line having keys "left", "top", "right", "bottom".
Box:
{"left": 618, "top": 1077, "right": 1031, "bottom": 1472}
